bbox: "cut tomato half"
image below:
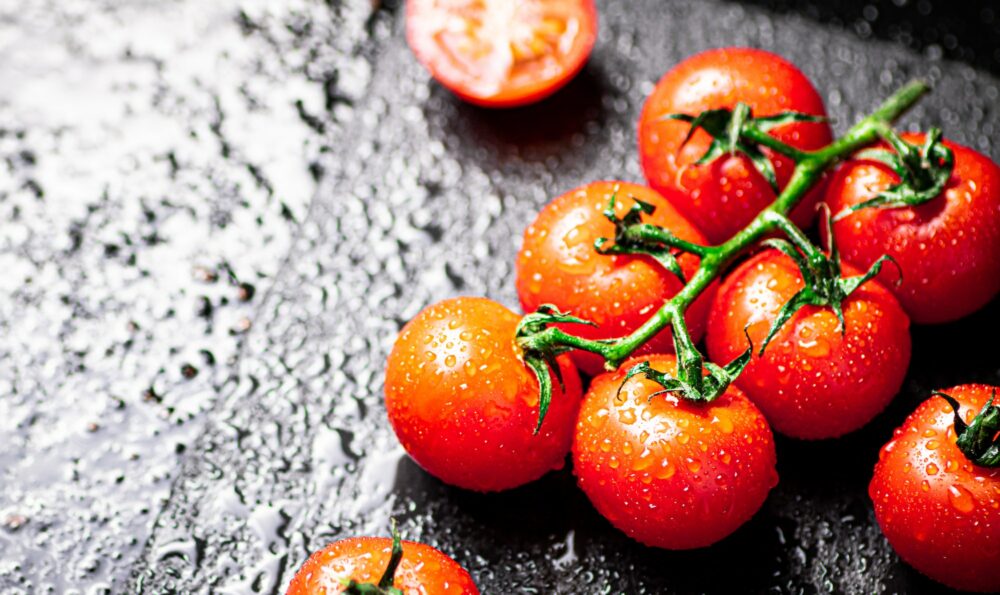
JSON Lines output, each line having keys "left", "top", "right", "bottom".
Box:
{"left": 406, "top": 0, "right": 598, "bottom": 108}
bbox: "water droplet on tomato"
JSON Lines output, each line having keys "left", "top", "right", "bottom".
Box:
{"left": 655, "top": 460, "right": 676, "bottom": 480}
{"left": 948, "top": 484, "right": 976, "bottom": 513}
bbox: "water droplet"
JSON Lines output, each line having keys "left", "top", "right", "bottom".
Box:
{"left": 948, "top": 484, "right": 976, "bottom": 513}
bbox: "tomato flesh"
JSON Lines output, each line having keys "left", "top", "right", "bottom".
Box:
{"left": 406, "top": 0, "right": 598, "bottom": 107}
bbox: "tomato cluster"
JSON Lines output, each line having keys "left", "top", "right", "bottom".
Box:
{"left": 288, "top": 15, "right": 1000, "bottom": 593}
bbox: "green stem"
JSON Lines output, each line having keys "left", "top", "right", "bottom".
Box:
{"left": 533, "top": 80, "right": 930, "bottom": 371}
{"left": 624, "top": 224, "right": 710, "bottom": 257}
{"left": 743, "top": 126, "right": 810, "bottom": 161}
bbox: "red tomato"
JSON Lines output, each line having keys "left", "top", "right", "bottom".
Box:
{"left": 405, "top": 0, "right": 597, "bottom": 108}
{"left": 287, "top": 536, "right": 478, "bottom": 594}
{"left": 638, "top": 48, "right": 833, "bottom": 243}
{"left": 385, "top": 297, "right": 582, "bottom": 492}
{"left": 706, "top": 249, "right": 911, "bottom": 439}
{"left": 870, "top": 385, "right": 1000, "bottom": 592}
{"left": 825, "top": 133, "right": 1000, "bottom": 324}
{"left": 572, "top": 354, "right": 777, "bottom": 549}
{"left": 516, "top": 181, "right": 714, "bottom": 376}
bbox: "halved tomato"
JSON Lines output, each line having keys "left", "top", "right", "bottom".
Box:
{"left": 405, "top": 0, "right": 598, "bottom": 108}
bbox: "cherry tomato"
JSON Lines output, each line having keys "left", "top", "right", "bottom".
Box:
{"left": 516, "top": 181, "right": 714, "bottom": 376}
{"left": 870, "top": 385, "right": 1000, "bottom": 592}
{"left": 638, "top": 48, "right": 833, "bottom": 243}
{"left": 824, "top": 133, "right": 1000, "bottom": 324}
{"left": 572, "top": 353, "right": 777, "bottom": 549}
{"left": 287, "top": 535, "right": 478, "bottom": 594}
{"left": 385, "top": 297, "right": 582, "bottom": 492}
{"left": 706, "top": 249, "right": 911, "bottom": 439}
{"left": 405, "top": 0, "right": 598, "bottom": 108}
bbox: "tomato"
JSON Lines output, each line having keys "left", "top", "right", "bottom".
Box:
{"left": 824, "top": 133, "right": 1000, "bottom": 324}
{"left": 638, "top": 48, "right": 833, "bottom": 243}
{"left": 516, "top": 181, "right": 714, "bottom": 376}
{"left": 385, "top": 297, "right": 582, "bottom": 492}
{"left": 705, "top": 249, "right": 911, "bottom": 439}
{"left": 287, "top": 535, "right": 478, "bottom": 594}
{"left": 405, "top": 0, "right": 598, "bottom": 108}
{"left": 870, "top": 385, "right": 1000, "bottom": 592}
{"left": 572, "top": 353, "right": 777, "bottom": 549}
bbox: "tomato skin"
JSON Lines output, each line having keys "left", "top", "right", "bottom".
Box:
{"left": 286, "top": 536, "right": 479, "bottom": 595}
{"left": 516, "top": 181, "right": 714, "bottom": 376}
{"left": 825, "top": 134, "right": 1000, "bottom": 324}
{"left": 706, "top": 249, "right": 911, "bottom": 439}
{"left": 572, "top": 354, "right": 777, "bottom": 549}
{"left": 385, "top": 297, "right": 582, "bottom": 492}
{"left": 405, "top": 0, "right": 598, "bottom": 108}
{"left": 638, "top": 48, "right": 833, "bottom": 243}
{"left": 870, "top": 385, "right": 1000, "bottom": 593}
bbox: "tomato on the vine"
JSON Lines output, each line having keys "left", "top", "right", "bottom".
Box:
{"left": 385, "top": 297, "right": 582, "bottom": 492}
{"left": 572, "top": 354, "right": 777, "bottom": 549}
{"left": 870, "top": 385, "right": 1000, "bottom": 593}
{"left": 638, "top": 47, "right": 833, "bottom": 243}
{"left": 405, "top": 0, "right": 598, "bottom": 108}
{"left": 706, "top": 249, "right": 911, "bottom": 439}
{"left": 287, "top": 534, "right": 478, "bottom": 594}
{"left": 825, "top": 133, "right": 1000, "bottom": 324}
{"left": 516, "top": 181, "right": 713, "bottom": 376}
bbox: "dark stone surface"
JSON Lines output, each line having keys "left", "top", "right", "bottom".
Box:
{"left": 2, "top": 0, "right": 998, "bottom": 593}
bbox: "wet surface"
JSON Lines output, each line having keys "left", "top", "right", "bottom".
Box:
{"left": 2, "top": 0, "right": 999, "bottom": 593}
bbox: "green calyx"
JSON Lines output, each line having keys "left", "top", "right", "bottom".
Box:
{"left": 936, "top": 390, "right": 1000, "bottom": 468}
{"left": 758, "top": 209, "right": 899, "bottom": 355}
{"left": 618, "top": 328, "right": 754, "bottom": 405}
{"left": 665, "top": 103, "right": 823, "bottom": 191}
{"left": 593, "top": 192, "right": 706, "bottom": 283}
{"left": 836, "top": 126, "right": 954, "bottom": 218}
{"left": 516, "top": 305, "right": 597, "bottom": 433}
{"left": 342, "top": 519, "right": 405, "bottom": 595}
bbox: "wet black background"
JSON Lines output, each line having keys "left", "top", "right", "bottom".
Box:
{"left": 2, "top": 0, "right": 999, "bottom": 593}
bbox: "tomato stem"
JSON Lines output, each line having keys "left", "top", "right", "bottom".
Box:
{"left": 342, "top": 519, "right": 405, "bottom": 595}
{"left": 523, "top": 80, "right": 930, "bottom": 383}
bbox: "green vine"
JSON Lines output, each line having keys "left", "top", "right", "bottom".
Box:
{"left": 517, "top": 80, "right": 932, "bottom": 413}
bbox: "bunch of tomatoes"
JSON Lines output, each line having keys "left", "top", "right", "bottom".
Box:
{"left": 287, "top": 2, "right": 1000, "bottom": 593}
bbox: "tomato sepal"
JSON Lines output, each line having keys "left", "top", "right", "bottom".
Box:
{"left": 665, "top": 103, "right": 823, "bottom": 191}
{"left": 593, "top": 191, "right": 704, "bottom": 282}
{"left": 758, "top": 208, "right": 901, "bottom": 354}
{"left": 342, "top": 520, "right": 406, "bottom": 595}
{"left": 936, "top": 389, "right": 1000, "bottom": 467}
{"left": 517, "top": 305, "right": 596, "bottom": 433}
{"left": 620, "top": 328, "right": 754, "bottom": 404}
{"left": 834, "top": 127, "right": 954, "bottom": 219}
